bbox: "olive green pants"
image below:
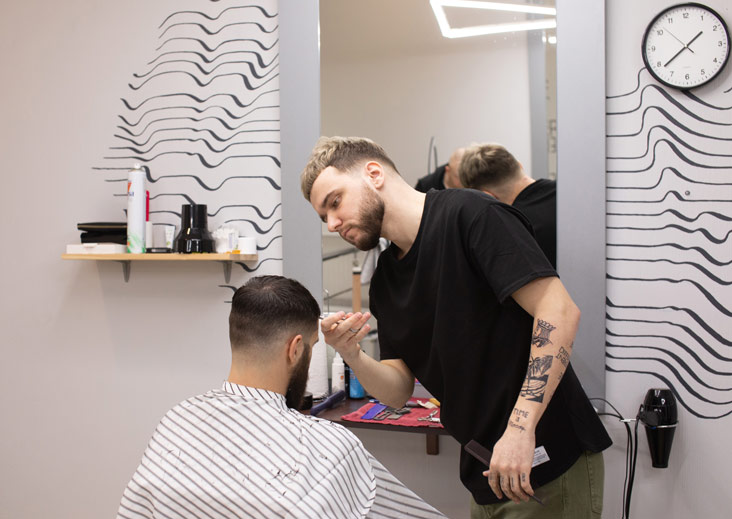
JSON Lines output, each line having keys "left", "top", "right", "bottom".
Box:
{"left": 470, "top": 451, "right": 604, "bottom": 519}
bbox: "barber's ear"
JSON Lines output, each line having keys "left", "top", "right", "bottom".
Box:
{"left": 363, "top": 161, "right": 385, "bottom": 188}
{"left": 286, "top": 334, "right": 304, "bottom": 365}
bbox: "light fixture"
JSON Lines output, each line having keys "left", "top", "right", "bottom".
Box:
{"left": 430, "top": 0, "right": 557, "bottom": 39}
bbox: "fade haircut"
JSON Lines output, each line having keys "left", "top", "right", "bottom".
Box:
{"left": 229, "top": 276, "right": 320, "bottom": 357}
{"left": 459, "top": 143, "right": 522, "bottom": 191}
{"left": 301, "top": 136, "right": 399, "bottom": 201}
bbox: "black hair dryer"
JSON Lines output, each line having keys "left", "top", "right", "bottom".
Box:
{"left": 638, "top": 388, "right": 678, "bottom": 468}
{"left": 174, "top": 204, "right": 214, "bottom": 253}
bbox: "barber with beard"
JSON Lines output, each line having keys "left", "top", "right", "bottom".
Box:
{"left": 301, "top": 137, "right": 611, "bottom": 519}
{"left": 117, "top": 275, "right": 446, "bottom": 519}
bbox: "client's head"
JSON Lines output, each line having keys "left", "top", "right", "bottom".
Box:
{"left": 229, "top": 275, "right": 321, "bottom": 408}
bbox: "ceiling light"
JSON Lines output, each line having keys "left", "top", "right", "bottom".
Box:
{"left": 430, "top": 0, "right": 557, "bottom": 39}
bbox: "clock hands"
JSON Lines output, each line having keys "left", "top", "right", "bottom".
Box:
{"left": 664, "top": 30, "right": 704, "bottom": 67}
{"left": 665, "top": 28, "right": 695, "bottom": 54}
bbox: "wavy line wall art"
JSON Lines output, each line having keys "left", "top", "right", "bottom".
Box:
{"left": 606, "top": 52, "right": 732, "bottom": 419}
{"left": 94, "top": 0, "right": 281, "bottom": 284}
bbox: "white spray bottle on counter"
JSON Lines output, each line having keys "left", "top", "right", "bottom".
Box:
{"left": 127, "top": 164, "right": 146, "bottom": 253}
{"left": 331, "top": 352, "right": 345, "bottom": 393}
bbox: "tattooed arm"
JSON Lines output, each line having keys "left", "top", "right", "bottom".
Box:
{"left": 484, "top": 276, "right": 580, "bottom": 503}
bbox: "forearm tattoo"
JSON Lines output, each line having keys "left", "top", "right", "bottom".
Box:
{"left": 509, "top": 407, "right": 530, "bottom": 432}
{"left": 556, "top": 346, "right": 570, "bottom": 367}
{"left": 520, "top": 354, "right": 553, "bottom": 403}
{"left": 531, "top": 319, "right": 556, "bottom": 348}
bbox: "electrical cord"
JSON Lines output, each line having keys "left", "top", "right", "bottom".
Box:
{"left": 591, "top": 397, "right": 641, "bottom": 519}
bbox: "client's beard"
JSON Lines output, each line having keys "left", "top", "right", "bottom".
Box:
{"left": 285, "top": 343, "right": 311, "bottom": 409}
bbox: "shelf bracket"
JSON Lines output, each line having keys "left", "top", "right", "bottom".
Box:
{"left": 115, "top": 260, "right": 131, "bottom": 282}
{"left": 221, "top": 261, "right": 232, "bottom": 284}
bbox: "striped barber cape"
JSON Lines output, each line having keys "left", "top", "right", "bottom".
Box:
{"left": 117, "top": 382, "right": 445, "bottom": 519}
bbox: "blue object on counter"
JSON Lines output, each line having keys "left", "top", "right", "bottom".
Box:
{"left": 349, "top": 371, "right": 366, "bottom": 399}
{"left": 310, "top": 390, "right": 346, "bottom": 417}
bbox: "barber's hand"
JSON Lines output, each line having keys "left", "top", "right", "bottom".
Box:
{"left": 320, "top": 311, "right": 371, "bottom": 363}
{"left": 484, "top": 427, "right": 536, "bottom": 503}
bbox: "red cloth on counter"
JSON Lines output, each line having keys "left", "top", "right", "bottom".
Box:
{"left": 340, "top": 399, "right": 444, "bottom": 429}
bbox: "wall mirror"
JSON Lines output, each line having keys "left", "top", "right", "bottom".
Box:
{"left": 318, "top": 0, "right": 558, "bottom": 323}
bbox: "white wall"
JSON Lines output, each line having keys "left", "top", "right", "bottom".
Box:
{"left": 0, "top": 1, "right": 283, "bottom": 517}
{"left": 603, "top": 1, "right": 732, "bottom": 517}
{"left": 321, "top": 40, "right": 533, "bottom": 187}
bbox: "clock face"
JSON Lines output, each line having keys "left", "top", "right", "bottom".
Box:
{"left": 642, "top": 3, "right": 730, "bottom": 89}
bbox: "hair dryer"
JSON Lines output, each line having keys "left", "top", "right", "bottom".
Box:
{"left": 638, "top": 388, "right": 678, "bottom": 468}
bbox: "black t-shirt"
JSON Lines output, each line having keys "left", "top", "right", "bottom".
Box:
{"left": 513, "top": 178, "right": 557, "bottom": 268}
{"left": 369, "top": 189, "right": 611, "bottom": 504}
{"left": 414, "top": 164, "right": 447, "bottom": 193}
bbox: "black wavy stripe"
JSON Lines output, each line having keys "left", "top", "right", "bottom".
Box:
{"left": 607, "top": 208, "right": 732, "bottom": 222}
{"left": 606, "top": 189, "right": 732, "bottom": 203}
{"left": 123, "top": 87, "right": 277, "bottom": 113}
{"left": 607, "top": 329, "right": 732, "bottom": 375}
{"left": 118, "top": 99, "right": 278, "bottom": 130}
{"left": 604, "top": 364, "right": 732, "bottom": 419}
{"left": 683, "top": 90, "right": 732, "bottom": 110}
{"left": 606, "top": 311, "right": 732, "bottom": 356}
{"left": 117, "top": 113, "right": 278, "bottom": 139}
{"left": 109, "top": 137, "right": 280, "bottom": 156}
{"left": 607, "top": 257, "right": 730, "bottom": 286}
{"left": 115, "top": 126, "right": 279, "bottom": 148}
{"left": 607, "top": 106, "right": 732, "bottom": 139}
{"left": 607, "top": 139, "right": 732, "bottom": 173}
{"left": 160, "top": 21, "right": 278, "bottom": 39}
{"left": 606, "top": 352, "right": 732, "bottom": 403}
{"left": 102, "top": 150, "right": 280, "bottom": 169}
{"left": 99, "top": 172, "right": 281, "bottom": 191}
{"left": 128, "top": 64, "right": 279, "bottom": 91}
{"left": 606, "top": 68, "right": 647, "bottom": 99}
{"left": 235, "top": 257, "right": 282, "bottom": 273}
{"left": 606, "top": 225, "right": 731, "bottom": 245}
{"left": 148, "top": 49, "right": 276, "bottom": 69}
{"left": 607, "top": 126, "right": 732, "bottom": 160}
{"left": 223, "top": 218, "right": 281, "bottom": 234}
{"left": 159, "top": 5, "right": 277, "bottom": 29}
{"left": 606, "top": 274, "right": 732, "bottom": 318}
{"left": 156, "top": 36, "right": 278, "bottom": 53}
{"left": 134, "top": 55, "right": 278, "bottom": 80}
{"left": 606, "top": 341, "right": 731, "bottom": 388}
{"left": 606, "top": 242, "right": 731, "bottom": 267}
{"left": 145, "top": 200, "right": 280, "bottom": 220}
{"left": 607, "top": 84, "right": 732, "bottom": 126}
{"left": 209, "top": 203, "right": 280, "bottom": 219}
{"left": 607, "top": 166, "right": 732, "bottom": 190}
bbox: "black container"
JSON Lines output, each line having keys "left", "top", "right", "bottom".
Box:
{"left": 639, "top": 388, "right": 678, "bottom": 468}
{"left": 174, "top": 204, "right": 214, "bottom": 253}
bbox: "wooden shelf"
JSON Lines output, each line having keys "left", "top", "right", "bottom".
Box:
{"left": 62, "top": 252, "right": 258, "bottom": 282}
{"left": 313, "top": 397, "right": 447, "bottom": 455}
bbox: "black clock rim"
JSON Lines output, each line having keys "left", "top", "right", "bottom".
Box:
{"left": 641, "top": 2, "right": 731, "bottom": 90}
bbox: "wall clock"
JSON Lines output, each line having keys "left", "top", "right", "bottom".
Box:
{"left": 642, "top": 3, "right": 730, "bottom": 89}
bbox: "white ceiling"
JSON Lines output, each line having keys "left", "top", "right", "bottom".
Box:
{"left": 319, "top": 0, "right": 556, "bottom": 62}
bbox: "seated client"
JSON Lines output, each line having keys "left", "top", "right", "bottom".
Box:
{"left": 116, "top": 275, "right": 445, "bottom": 519}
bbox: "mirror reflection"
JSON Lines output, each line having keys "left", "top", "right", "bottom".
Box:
{"left": 319, "top": 0, "right": 557, "bottom": 316}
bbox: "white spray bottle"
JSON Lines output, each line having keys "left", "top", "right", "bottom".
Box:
{"left": 127, "top": 164, "right": 146, "bottom": 253}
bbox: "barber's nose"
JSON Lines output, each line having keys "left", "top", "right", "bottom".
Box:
{"left": 326, "top": 214, "right": 341, "bottom": 233}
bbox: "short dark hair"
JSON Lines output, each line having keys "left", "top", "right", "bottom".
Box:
{"left": 229, "top": 276, "right": 320, "bottom": 355}
{"left": 459, "top": 143, "right": 521, "bottom": 191}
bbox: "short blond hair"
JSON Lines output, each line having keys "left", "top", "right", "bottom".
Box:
{"left": 300, "top": 136, "right": 398, "bottom": 200}
{"left": 459, "top": 143, "right": 521, "bottom": 191}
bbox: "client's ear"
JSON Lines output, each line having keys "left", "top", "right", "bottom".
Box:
{"left": 285, "top": 334, "right": 304, "bottom": 365}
